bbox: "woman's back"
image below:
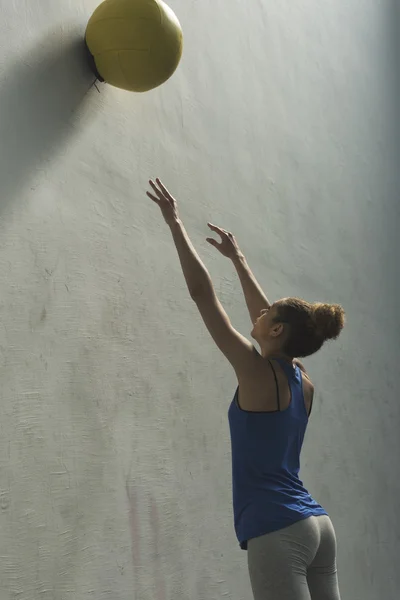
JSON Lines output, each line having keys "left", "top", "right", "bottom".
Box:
{"left": 236, "top": 355, "right": 314, "bottom": 414}
{"left": 228, "top": 358, "right": 326, "bottom": 550}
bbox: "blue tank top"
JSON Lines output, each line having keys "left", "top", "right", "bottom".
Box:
{"left": 228, "top": 358, "right": 327, "bottom": 550}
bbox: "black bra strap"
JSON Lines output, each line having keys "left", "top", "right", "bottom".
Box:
{"left": 268, "top": 360, "right": 281, "bottom": 411}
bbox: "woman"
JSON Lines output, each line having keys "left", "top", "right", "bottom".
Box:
{"left": 146, "top": 178, "right": 344, "bottom": 600}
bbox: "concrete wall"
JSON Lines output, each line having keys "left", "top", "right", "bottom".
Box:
{"left": 0, "top": 1, "right": 399, "bottom": 598}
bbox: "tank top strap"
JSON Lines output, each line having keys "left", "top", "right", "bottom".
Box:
{"left": 269, "top": 358, "right": 305, "bottom": 417}
{"left": 269, "top": 357, "right": 298, "bottom": 380}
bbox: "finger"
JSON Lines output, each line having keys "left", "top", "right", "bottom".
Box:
{"left": 146, "top": 191, "right": 160, "bottom": 203}
{"left": 206, "top": 237, "right": 220, "bottom": 248}
{"left": 207, "top": 222, "right": 224, "bottom": 233}
{"left": 207, "top": 224, "right": 228, "bottom": 240}
{"left": 208, "top": 223, "right": 227, "bottom": 238}
{"left": 211, "top": 223, "right": 231, "bottom": 236}
{"left": 149, "top": 180, "right": 164, "bottom": 200}
{"left": 156, "top": 178, "right": 174, "bottom": 201}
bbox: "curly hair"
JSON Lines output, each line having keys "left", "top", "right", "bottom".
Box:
{"left": 273, "top": 298, "right": 345, "bottom": 358}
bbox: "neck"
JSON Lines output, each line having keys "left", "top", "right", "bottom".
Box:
{"left": 259, "top": 346, "right": 293, "bottom": 363}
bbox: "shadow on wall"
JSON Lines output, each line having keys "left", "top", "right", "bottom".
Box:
{"left": 0, "top": 29, "right": 97, "bottom": 214}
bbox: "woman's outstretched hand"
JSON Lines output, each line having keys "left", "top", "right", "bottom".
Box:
{"left": 147, "top": 178, "right": 180, "bottom": 226}
{"left": 206, "top": 223, "right": 243, "bottom": 260}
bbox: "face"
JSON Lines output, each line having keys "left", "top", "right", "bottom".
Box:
{"left": 251, "top": 303, "right": 285, "bottom": 345}
{"left": 252, "top": 305, "right": 277, "bottom": 338}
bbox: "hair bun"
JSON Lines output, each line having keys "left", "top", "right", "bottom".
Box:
{"left": 313, "top": 303, "right": 345, "bottom": 341}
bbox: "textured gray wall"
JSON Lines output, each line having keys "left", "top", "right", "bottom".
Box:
{"left": 0, "top": 1, "right": 399, "bottom": 598}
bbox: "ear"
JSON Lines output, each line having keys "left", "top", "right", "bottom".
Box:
{"left": 270, "top": 322, "right": 284, "bottom": 338}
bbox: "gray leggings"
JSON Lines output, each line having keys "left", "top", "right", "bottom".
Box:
{"left": 247, "top": 516, "right": 341, "bottom": 600}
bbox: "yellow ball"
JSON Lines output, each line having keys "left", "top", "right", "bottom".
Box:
{"left": 85, "top": 0, "right": 183, "bottom": 92}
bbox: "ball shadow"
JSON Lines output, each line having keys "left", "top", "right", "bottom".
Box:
{"left": 0, "top": 29, "right": 99, "bottom": 214}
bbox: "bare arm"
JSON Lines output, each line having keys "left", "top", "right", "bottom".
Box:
{"left": 232, "top": 253, "right": 271, "bottom": 324}
{"left": 146, "top": 180, "right": 254, "bottom": 373}
{"left": 207, "top": 224, "right": 270, "bottom": 324}
{"left": 169, "top": 218, "right": 213, "bottom": 298}
{"left": 207, "top": 225, "right": 311, "bottom": 372}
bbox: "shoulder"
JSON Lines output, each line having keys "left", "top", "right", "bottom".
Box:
{"left": 293, "top": 359, "right": 312, "bottom": 382}
{"left": 192, "top": 290, "right": 255, "bottom": 371}
{"left": 236, "top": 353, "right": 283, "bottom": 412}
{"left": 294, "top": 360, "right": 315, "bottom": 415}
